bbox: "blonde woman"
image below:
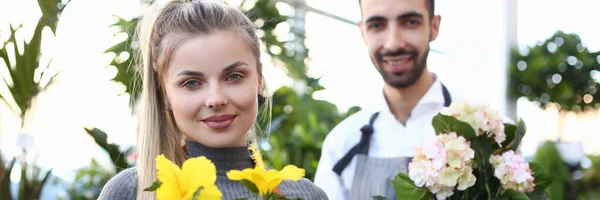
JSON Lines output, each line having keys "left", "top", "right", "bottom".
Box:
{"left": 97, "top": 0, "right": 327, "bottom": 199}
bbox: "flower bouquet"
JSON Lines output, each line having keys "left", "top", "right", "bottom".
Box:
{"left": 144, "top": 145, "right": 305, "bottom": 200}
{"left": 391, "top": 102, "right": 551, "bottom": 200}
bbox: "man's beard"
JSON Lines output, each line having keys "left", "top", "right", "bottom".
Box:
{"left": 373, "top": 47, "right": 429, "bottom": 89}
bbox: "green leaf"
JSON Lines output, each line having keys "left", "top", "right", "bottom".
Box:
{"left": 234, "top": 198, "right": 249, "bottom": 200}
{"left": 268, "top": 193, "right": 303, "bottom": 200}
{"left": 511, "top": 119, "right": 527, "bottom": 151}
{"left": 431, "top": 113, "right": 477, "bottom": 139}
{"left": 372, "top": 196, "right": 387, "bottom": 200}
{"left": 391, "top": 173, "right": 433, "bottom": 200}
{"left": 192, "top": 186, "right": 204, "bottom": 200}
{"left": 531, "top": 141, "right": 568, "bottom": 200}
{"left": 529, "top": 162, "right": 552, "bottom": 188}
{"left": 470, "top": 136, "right": 499, "bottom": 196}
{"left": 143, "top": 181, "right": 161, "bottom": 191}
{"left": 526, "top": 186, "right": 549, "bottom": 200}
{"left": 495, "top": 193, "right": 510, "bottom": 200}
{"left": 498, "top": 123, "right": 516, "bottom": 149}
{"left": 240, "top": 179, "right": 259, "bottom": 194}
{"left": 85, "top": 127, "right": 131, "bottom": 171}
{"left": 506, "top": 189, "right": 530, "bottom": 200}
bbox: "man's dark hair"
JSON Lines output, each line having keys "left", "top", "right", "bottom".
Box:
{"left": 359, "top": 0, "right": 435, "bottom": 17}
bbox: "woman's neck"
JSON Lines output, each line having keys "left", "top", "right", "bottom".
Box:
{"left": 184, "top": 140, "right": 255, "bottom": 175}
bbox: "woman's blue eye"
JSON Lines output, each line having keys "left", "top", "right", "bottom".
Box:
{"left": 183, "top": 80, "right": 200, "bottom": 88}
{"left": 227, "top": 74, "right": 243, "bottom": 81}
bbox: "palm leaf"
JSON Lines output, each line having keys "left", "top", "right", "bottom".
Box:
{"left": 0, "top": 157, "right": 16, "bottom": 200}
{"left": 105, "top": 16, "right": 141, "bottom": 106}
{"left": 0, "top": 0, "right": 68, "bottom": 122}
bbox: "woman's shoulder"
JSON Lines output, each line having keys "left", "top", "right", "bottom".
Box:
{"left": 279, "top": 178, "right": 329, "bottom": 200}
{"left": 98, "top": 167, "right": 138, "bottom": 200}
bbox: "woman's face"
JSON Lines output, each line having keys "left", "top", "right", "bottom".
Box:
{"left": 163, "top": 31, "right": 261, "bottom": 148}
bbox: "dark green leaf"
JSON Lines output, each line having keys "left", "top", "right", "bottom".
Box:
{"left": 529, "top": 162, "right": 552, "bottom": 188}
{"left": 372, "top": 196, "right": 387, "bottom": 200}
{"left": 391, "top": 173, "right": 433, "bottom": 200}
{"left": 471, "top": 136, "right": 499, "bottom": 195}
{"left": 143, "top": 181, "right": 161, "bottom": 191}
{"left": 511, "top": 119, "right": 527, "bottom": 151}
{"left": 192, "top": 186, "right": 204, "bottom": 200}
{"left": 526, "top": 186, "right": 549, "bottom": 200}
{"left": 240, "top": 180, "right": 259, "bottom": 194}
{"left": 431, "top": 113, "right": 477, "bottom": 139}
{"left": 495, "top": 192, "right": 509, "bottom": 200}
{"left": 498, "top": 123, "right": 516, "bottom": 149}
{"left": 506, "top": 189, "right": 530, "bottom": 200}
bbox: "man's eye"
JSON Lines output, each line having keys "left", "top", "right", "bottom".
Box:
{"left": 368, "top": 22, "right": 384, "bottom": 30}
{"left": 405, "top": 19, "right": 421, "bottom": 26}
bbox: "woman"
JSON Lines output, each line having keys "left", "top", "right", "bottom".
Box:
{"left": 98, "top": 0, "right": 328, "bottom": 199}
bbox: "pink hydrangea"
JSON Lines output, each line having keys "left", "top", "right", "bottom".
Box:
{"left": 489, "top": 150, "right": 535, "bottom": 193}
{"left": 408, "top": 133, "right": 477, "bottom": 200}
{"left": 441, "top": 102, "right": 506, "bottom": 146}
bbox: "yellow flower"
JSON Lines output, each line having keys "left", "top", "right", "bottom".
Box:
{"left": 226, "top": 165, "right": 305, "bottom": 196}
{"left": 155, "top": 154, "right": 222, "bottom": 200}
{"left": 249, "top": 144, "right": 265, "bottom": 168}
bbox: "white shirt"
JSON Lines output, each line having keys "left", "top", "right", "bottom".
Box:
{"left": 314, "top": 79, "right": 488, "bottom": 200}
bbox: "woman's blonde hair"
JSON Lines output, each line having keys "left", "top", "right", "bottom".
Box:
{"left": 134, "top": 0, "right": 270, "bottom": 199}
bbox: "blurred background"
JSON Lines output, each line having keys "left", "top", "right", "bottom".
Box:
{"left": 0, "top": 0, "right": 599, "bottom": 199}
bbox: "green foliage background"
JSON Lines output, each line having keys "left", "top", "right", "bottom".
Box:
{"left": 508, "top": 31, "right": 600, "bottom": 112}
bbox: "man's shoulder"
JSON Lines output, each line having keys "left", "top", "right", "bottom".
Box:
{"left": 98, "top": 167, "right": 138, "bottom": 200}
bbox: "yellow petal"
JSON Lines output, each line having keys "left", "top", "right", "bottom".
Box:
{"left": 226, "top": 169, "right": 252, "bottom": 181}
{"left": 181, "top": 185, "right": 223, "bottom": 200}
{"left": 279, "top": 165, "right": 305, "bottom": 181}
{"left": 180, "top": 156, "right": 218, "bottom": 194}
{"left": 250, "top": 169, "right": 270, "bottom": 195}
{"left": 155, "top": 154, "right": 183, "bottom": 199}
{"left": 156, "top": 185, "right": 183, "bottom": 200}
{"left": 197, "top": 185, "right": 223, "bottom": 200}
{"left": 264, "top": 170, "right": 284, "bottom": 195}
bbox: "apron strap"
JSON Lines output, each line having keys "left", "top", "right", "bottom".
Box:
{"left": 332, "top": 112, "right": 380, "bottom": 176}
{"left": 442, "top": 83, "right": 452, "bottom": 107}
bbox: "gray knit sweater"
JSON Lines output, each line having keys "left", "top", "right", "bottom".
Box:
{"left": 98, "top": 140, "right": 328, "bottom": 200}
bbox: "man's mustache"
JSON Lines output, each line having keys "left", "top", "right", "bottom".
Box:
{"left": 377, "top": 49, "right": 417, "bottom": 59}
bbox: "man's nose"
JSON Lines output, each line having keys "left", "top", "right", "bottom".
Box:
{"left": 383, "top": 27, "right": 408, "bottom": 51}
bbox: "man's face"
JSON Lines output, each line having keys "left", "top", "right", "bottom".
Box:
{"left": 359, "top": 0, "right": 440, "bottom": 88}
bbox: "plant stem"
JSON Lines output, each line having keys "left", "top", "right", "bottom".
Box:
{"left": 494, "top": 188, "right": 501, "bottom": 197}
{"left": 486, "top": 183, "right": 491, "bottom": 200}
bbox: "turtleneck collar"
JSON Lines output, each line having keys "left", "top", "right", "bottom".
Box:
{"left": 184, "top": 139, "right": 255, "bottom": 175}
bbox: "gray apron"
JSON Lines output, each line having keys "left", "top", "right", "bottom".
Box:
{"left": 332, "top": 84, "right": 452, "bottom": 200}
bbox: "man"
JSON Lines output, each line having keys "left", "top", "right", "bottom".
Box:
{"left": 314, "top": 0, "right": 509, "bottom": 199}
